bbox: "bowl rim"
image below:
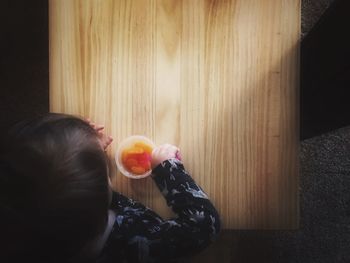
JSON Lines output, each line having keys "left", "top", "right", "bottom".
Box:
{"left": 115, "top": 135, "right": 156, "bottom": 179}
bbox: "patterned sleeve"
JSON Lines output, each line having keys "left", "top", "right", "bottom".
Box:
{"left": 98, "top": 158, "right": 221, "bottom": 263}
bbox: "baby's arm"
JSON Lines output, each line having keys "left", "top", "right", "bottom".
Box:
{"left": 101, "top": 145, "right": 221, "bottom": 263}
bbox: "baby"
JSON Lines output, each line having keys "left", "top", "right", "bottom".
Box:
{"left": 0, "top": 113, "right": 220, "bottom": 263}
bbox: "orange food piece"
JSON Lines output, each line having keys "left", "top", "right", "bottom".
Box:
{"left": 137, "top": 152, "right": 150, "bottom": 162}
{"left": 138, "top": 160, "right": 151, "bottom": 170}
{"left": 121, "top": 141, "right": 153, "bottom": 175}
{"left": 131, "top": 166, "right": 146, "bottom": 175}
{"left": 122, "top": 150, "right": 128, "bottom": 162}
{"left": 126, "top": 146, "right": 144, "bottom": 154}
{"left": 125, "top": 158, "right": 138, "bottom": 169}
{"left": 135, "top": 142, "right": 153, "bottom": 154}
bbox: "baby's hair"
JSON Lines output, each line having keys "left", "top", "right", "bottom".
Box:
{"left": 0, "top": 113, "right": 111, "bottom": 262}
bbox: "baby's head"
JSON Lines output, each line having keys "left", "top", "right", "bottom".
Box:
{"left": 0, "top": 113, "right": 111, "bottom": 262}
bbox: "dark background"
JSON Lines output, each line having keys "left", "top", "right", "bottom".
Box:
{"left": 1, "top": 0, "right": 349, "bottom": 262}
{"left": 301, "top": 0, "right": 350, "bottom": 139}
{"left": 0, "top": 0, "right": 48, "bottom": 136}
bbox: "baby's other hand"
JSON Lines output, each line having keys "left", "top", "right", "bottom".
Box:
{"left": 86, "top": 119, "right": 113, "bottom": 150}
{"left": 151, "top": 144, "right": 181, "bottom": 169}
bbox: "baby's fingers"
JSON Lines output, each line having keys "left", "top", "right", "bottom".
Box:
{"left": 151, "top": 144, "right": 180, "bottom": 168}
{"left": 85, "top": 118, "right": 104, "bottom": 131}
{"left": 106, "top": 135, "right": 113, "bottom": 144}
{"left": 95, "top": 125, "right": 104, "bottom": 132}
{"left": 90, "top": 122, "right": 104, "bottom": 132}
{"left": 101, "top": 135, "right": 113, "bottom": 150}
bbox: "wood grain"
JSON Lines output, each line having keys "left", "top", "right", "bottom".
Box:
{"left": 49, "top": 0, "right": 300, "bottom": 229}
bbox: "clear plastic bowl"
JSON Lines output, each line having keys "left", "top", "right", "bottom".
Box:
{"left": 115, "top": 135, "right": 156, "bottom": 179}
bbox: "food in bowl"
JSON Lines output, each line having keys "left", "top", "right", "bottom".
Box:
{"left": 121, "top": 141, "right": 153, "bottom": 175}
{"left": 115, "top": 136, "right": 155, "bottom": 179}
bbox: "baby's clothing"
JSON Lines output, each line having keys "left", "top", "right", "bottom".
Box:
{"left": 96, "top": 159, "right": 221, "bottom": 263}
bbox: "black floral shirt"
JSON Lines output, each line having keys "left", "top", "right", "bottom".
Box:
{"left": 97, "top": 159, "right": 221, "bottom": 263}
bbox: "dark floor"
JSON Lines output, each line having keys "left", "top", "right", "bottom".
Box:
{"left": 0, "top": 1, "right": 49, "bottom": 136}
{"left": 1, "top": 0, "right": 349, "bottom": 262}
{"left": 301, "top": 0, "right": 335, "bottom": 39}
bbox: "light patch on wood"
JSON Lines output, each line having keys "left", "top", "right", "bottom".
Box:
{"left": 49, "top": 0, "right": 300, "bottom": 229}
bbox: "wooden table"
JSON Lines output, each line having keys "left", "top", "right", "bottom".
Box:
{"left": 49, "top": 0, "right": 300, "bottom": 229}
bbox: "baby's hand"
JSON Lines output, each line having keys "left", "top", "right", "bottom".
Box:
{"left": 86, "top": 119, "right": 113, "bottom": 150}
{"left": 151, "top": 144, "right": 181, "bottom": 169}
